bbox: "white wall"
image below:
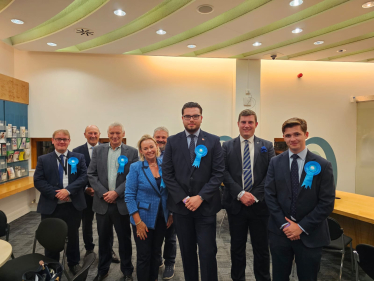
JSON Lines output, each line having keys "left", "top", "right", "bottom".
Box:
{"left": 0, "top": 41, "right": 14, "bottom": 77}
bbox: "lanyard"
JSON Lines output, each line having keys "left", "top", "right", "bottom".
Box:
{"left": 55, "top": 153, "right": 67, "bottom": 175}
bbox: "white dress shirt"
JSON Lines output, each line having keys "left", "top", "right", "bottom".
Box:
{"left": 87, "top": 142, "right": 99, "bottom": 159}
{"left": 288, "top": 147, "right": 308, "bottom": 181}
{"left": 55, "top": 149, "right": 70, "bottom": 203}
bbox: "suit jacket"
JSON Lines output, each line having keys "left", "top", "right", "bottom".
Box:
{"left": 87, "top": 143, "right": 138, "bottom": 215}
{"left": 125, "top": 158, "right": 169, "bottom": 229}
{"left": 162, "top": 130, "right": 224, "bottom": 216}
{"left": 264, "top": 150, "right": 335, "bottom": 248}
{"left": 34, "top": 151, "right": 87, "bottom": 215}
{"left": 222, "top": 135, "right": 275, "bottom": 215}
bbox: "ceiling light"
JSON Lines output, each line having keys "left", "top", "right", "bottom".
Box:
{"left": 292, "top": 28, "right": 303, "bottom": 34}
{"left": 197, "top": 4, "right": 214, "bottom": 14}
{"left": 289, "top": 0, "right": 303, "bottom": 7}
{"left": 314, "top": 40, "right": 324, "bottom": 45}
{"left": 47, "top": 42, "right": 57, "bottom": 47}
{"left": 253, "top": 42, "right": 262, "bottom": 47}
{"left": 11, "top": 19, "right": 24, "bottom": 25}
{"left": 337, "top": 49, "right": 346, "bottom": 53}
{"left": 187, "top": 44, "right": 196, "bottom": 48}
{"left": 362, "top": 1, "right": 374, "bottom": 8}
{"left": 114, "top": 9, "right": 126, "bottom": 16}
{"left": 156, "top": 29, "right": 166, "bottom": 35}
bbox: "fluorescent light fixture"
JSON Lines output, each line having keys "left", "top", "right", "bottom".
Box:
{"left": 114, "top": 9, "right": 126, "bottom": 16}
{"left": 187, "top": 44, "right": 196, "bottom": 48}
{"left": 289, "top": 0, "right": 303, "bottom": 7}
{"left": 156, "top": 29, "right": 166, "bottom": 35}
{"left": 337, "top": 49, "right": 346, "bottom": 53}
{"left": 314, "top": 40, "right": 324, "bottom": 45}
{"left": 362, "top": 1, "right": 374, "bottom": 8}
{"left": 47, "top": 42, "right": 57, "bottom": 46}
{"left": 11, "top": 19, "right": 24, "bottom": 24}
{"left": 292, "top": 28, "right": 303, "bottom": 33}
{"left": 253, "top": 42, "right": 262, "bottom": 47}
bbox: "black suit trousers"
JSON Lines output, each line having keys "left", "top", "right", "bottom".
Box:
{"left": 228, "top": 205, "right": 270, "bottom": 281}
{"left": 41, "top": 203, "right": 82, "bottom": 267}
{"left": 174, "top": 212, "right": 218, "bottom": 281}
{"left": 269, "top": 232, "right": 322, "bottom": 281}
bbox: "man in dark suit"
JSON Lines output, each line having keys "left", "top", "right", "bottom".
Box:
{"left": 222, "top": 109, "right": 275, "bottom": 281}
{"left": 34, "top": 129, "right": 87, "bottom": 275}
{"left": 72, "top": 125, "right": 119, "bottom": 263}
{"left": 265, "top": 118, "right": 335, "bottom": 281}
{"left": 163, "top": 102, "right": 224, "bottom": 281}
{"left": 88, "top": 122, "right": 138, "bottom": 281}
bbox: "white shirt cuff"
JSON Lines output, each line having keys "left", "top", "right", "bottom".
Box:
{"left": 298, "top": 224, "right": 309, "bottom": 235}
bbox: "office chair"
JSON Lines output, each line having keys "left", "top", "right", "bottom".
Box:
{"left": 354, "top": 244, "right": 374, "bottom": 281}
{"left": 0, "top": 210, "right": 15, "bottom": 259}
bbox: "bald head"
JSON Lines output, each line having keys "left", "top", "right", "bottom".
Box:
{"left": 84, "top": 125, "right": 101, "bottom": 146}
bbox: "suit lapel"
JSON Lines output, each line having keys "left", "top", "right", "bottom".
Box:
{"left": 84, "top": 143, "right": 90, "bottom": 167}
{"left": 180, "top": 132, "right": 191, "bottom": 170}
{"left": 50, "top": 152, "right": 59, "bottom": 180}
{"left": 103, "top": 145, "right": 109, "bottom": 178}
{"left": 142, "top": 160, "right": 161, "bottom": 195}
{"left": 233, "top": 136, "right": 242, "bottom": 167}
{"left": 253, "top": 136, "right": 261, "bottom": 167}
{"left": 282, "top": 152, "right": 292, "bottom": 194}
{"left": 67, "top": 151, "right": 72, "bottom": 184}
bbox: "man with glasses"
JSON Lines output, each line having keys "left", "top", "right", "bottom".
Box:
{"left": 34, "top": 129, "right": 87, "bottom": 275}
{"left": 162, "top": 102, "right": 224, "bottom": 281}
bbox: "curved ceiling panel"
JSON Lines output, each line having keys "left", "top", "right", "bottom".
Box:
{"left": 331, "top": 49, "right": 374, "bottom": 62}
{"left": 0, "top": 0, "right": 14, "bottom": 14}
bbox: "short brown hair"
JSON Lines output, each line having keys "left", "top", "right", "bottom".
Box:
{"left": 238, "top": 109, "right": 257, "bottom": 122}
{"left": 52, "top": 129, "right": 70, "bottom": 139}
{"left": 137, "top": 134, "right": 160, "bottom": 161}
{"left": 282, "top": 118, "right": 307, "bottom": 134}
{"left": 182, "top": 102, "right": 202, "bottom": 115}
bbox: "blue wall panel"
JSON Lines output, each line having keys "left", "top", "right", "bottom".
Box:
{"left": 0, "top": 100, "right": 5, "bottom": 122}
{"left": 4, "top": 101, "right": 28, "bottom": 129}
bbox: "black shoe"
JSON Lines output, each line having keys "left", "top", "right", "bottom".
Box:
{"left": 111, "top": 250, "right": 120, "bottom": 263}
{"left": 124, "top": 275, "right": 133, "bottom": 281}
{"left": 163, "top": 265, "right": 175, "bottom": 279}
{"left": 93, "top": 273, "right": 108, "bottom": 281}
{"left": 69, "top": 264, "right": 82, "bottom": 275}
{"left": 84, "top": 249, "right": 94, "bottom": 257}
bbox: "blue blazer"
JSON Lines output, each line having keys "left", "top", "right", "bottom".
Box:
{"left": 125, "top": 158, "right": 169, "bottom": 229}
{"left": 34, "top": 151, "right": 87, "bottom": 215}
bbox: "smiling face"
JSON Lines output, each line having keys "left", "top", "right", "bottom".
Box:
{"left": 52, "top": 132, "right": 71, "bottom": 153}
{"left": 238, "top": 115, "right": 258, "bottom": 139}
{"left": 84, "top": 126, "right": 101, "bottom": 146}
{"left": 108, "top": 126, "right": 124, "bottom": 148}
{"left": 182, "top": 107, "right": 203, "bottom": 134}
{"left": 153, "top": 130, "right": 168, "bottom": 151}
{"left": 140, "top": 139, "right": 158, "bottom": 162}
{"left": 283, "top": 125, "right": 309, "bottom": 154}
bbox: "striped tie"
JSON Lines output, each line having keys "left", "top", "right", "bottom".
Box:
{"left": 243, "top": 140, "right": 253, "bottom": 192}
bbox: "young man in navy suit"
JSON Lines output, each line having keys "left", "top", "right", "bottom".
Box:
{"left": 162, "top": 102, "right": 224, "bottom": 281}
{"left": 265, "top": 118, "right": 335, "bottom": 281}
{"left": 72, "top": 125, "right": 119, "bottom": 263}
{"left": 34, "top": 129, "right": 87, "bottom": 275}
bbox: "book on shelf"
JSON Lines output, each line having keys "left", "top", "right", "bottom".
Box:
{"left": 1, "top": 144, "right": 6, "bottom": 156}
{"left": 7, "top": 167, "right": 15, "bottom": 179}
{"left": 19, "top": 151, "right": 25, "bottom": 161}
{"left": 12, "top": 138, "right": 17, "bottom": 150}
{"left": 14, "top": 151, "right": 20, "bottom": 162}
{"left": 26, "top": 138, "right": 30, "bottom": 149}
{"left": 24, "top": 148, "right": 30, "bottom": 160}
{"left": 0, "top": 132, "right": 5, "bottom": 143}
{"left": 19, "top": 138, "right": 26, "bottom": 149}
{"left": 7, "top": 150, "right": 14, "bottom": 163}
{"left": 1, "top": 171, "right": 7, "bottom": 181}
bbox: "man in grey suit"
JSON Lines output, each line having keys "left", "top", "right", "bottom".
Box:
{"left": 88, "top": 122, "right": 138, "bottom": 281}
{"left": 222, "top": 109, "right": 275, "bottom": 281}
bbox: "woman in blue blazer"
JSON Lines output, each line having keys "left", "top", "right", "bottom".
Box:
{"left": 125, "top": 134, "right": 173, "bottom": 281}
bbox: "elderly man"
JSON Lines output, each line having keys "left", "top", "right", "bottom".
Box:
{"left": 88, "top": 123, "right": 138, "bottom": 281}
{"left": 34, "top": 129, "right": 87, "bottom": 275}
{"left": 154, "top": 126, "right": 177, "bottom": 280}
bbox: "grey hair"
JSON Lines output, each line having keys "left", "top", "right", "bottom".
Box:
{"left": 107, "top": 122, "right": 124, "bottom": 133}
{"left": 153, "top": 126, "right": 169, "bottom": 137}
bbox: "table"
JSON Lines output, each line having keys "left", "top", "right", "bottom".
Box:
{"left": 0, "top": 176, "right": 34, "bottom": 200}
{"left": 0, "top": 240, "right": 12, "bottom": 267}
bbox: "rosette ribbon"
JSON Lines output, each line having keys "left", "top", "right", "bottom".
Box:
{"left": 192, "top": 145, "right": 208, "bottom": 168}
{"left": 68, "top": 157, "right": 79, "bottom": 174}
{"left": 302, "top": 161, "right": 321, "bottom": 189}
{"left": 117, "top": 155, "right": 128, "bottom": 174}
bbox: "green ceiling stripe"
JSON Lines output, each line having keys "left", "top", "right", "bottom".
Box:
{"left": 317, "top": 46, "right": 374, "bottom": 61}
{"left": 124, "top": 0, "right": 271, "bottom": 55}
{"left": 0, "top": 0, "right": 14, "bottom": 13}
{"left": 181, "top": 0, "right": 349, "bottom": 57}
{"left": 9, "top": 0, "right": 109, "bottom": 46}
{"left": 236, "top": 10, "right": 374, "bottom": 59}
{"left": 359, "top": 57, "right": 374, "bottom": 62}
{"left": 57, "top": 0, "right": 193, "bottom": 53}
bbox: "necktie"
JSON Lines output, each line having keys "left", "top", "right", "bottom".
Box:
{"left": 59, "top": 154, "right": 65, "bottom": 188}
{"left": 290, "top": 154, "right": 299, "bottom": 219}
{"left": 243, "top": 140, "right": 253, "bottom": 192}
{"left": 160, "top": 150, "right": 165, "bottom": 157}
{"left": 89, "top": 146, "right": 93, "bottom": 159}
{"left": 189, "top": 135, "right": 196, "bottom": 164}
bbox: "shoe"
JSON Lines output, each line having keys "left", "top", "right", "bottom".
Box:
{"left": 84, "top": 249, "right": 94, "bottom": 257}
{"left": 112, "top": 250, "right": 120, "bottom": 263}
{"left": 159, "top": 259, "right": 164, "bottom": 268}
{"left": 124, "top": 275, "right": 133, "bottom": 281}
{"left": 93, "top": 273, "right": 108, "bottom": 281}
{"left": 163, "top": 265, "right": 175, "bottom": 279}
{"left": 69, "top": 264, "right": 82, "bottom": 275}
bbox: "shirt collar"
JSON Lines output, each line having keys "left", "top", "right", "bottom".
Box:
{"left": 289, "top": 147, "right": 308, "bottom": 161}
{"left": 239, "top": 134, "right": 255, "bottom": 144}
{"left": 109, "top": 142, "right": 122, "bottom": 151}
{"left": 185, "top": 128, "right": 200, "bottom": 139}
{"left": 87, "top": 142, "right": 99, "bottom": 149}
{"left": 55, "top": 149, "right": 68, "bottom": 157}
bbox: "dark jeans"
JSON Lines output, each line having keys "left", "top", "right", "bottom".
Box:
{"left": 133, "top": 212, "right": 167, "bottom": 281}
{"left": 159, "top": 222, "right": 177, "bottom": 266}
{"left": 96, "top": 204, "right": 133, "bottom": 276}
{"left": 41, "top": 203, "right": 82, "bottom": 267}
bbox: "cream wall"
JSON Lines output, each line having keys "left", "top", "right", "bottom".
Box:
{"left": 0, "top": 41, "right": 14, "bottom": 77}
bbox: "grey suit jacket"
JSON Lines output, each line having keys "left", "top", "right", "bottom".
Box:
{"left": 87, "top": 143, "right": 138, "bottom": 215}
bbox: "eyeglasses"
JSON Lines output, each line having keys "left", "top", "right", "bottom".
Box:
{"left": 183, "top": 115, "right": 201, "bottom": 120}
{"left": 54, "top": 138, "right": 70, "bottom": 143}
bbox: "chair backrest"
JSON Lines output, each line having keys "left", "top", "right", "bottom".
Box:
{"left": 72, "top": 252, "right": 96, "bottom": 281}
{"left": 356, "top": 244, "right": 374, "bottom": 279}
{"left": 0, "top": 210, "right": 8, "bottom": 237}
{"left": 35, "top": 218, "right": 68, "bottom": 252}
{"left": 327, "top": 217, "right": 343, "bottom": 241}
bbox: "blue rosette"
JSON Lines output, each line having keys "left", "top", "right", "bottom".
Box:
{"left": 302, "top": 161, "right": 321, "bottom": 189}
{"left": 192, "top": 145, "right": 208, "bottom": 168}
{"left": 117, "top": 155, "right": 128, "bottom": 174}
{"left": 68, "top": 157, "right": 79, "bottom": 174}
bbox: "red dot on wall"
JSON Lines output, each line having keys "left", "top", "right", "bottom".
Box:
{"left": 297, "top": 73, "right": 303, "bottom": 78}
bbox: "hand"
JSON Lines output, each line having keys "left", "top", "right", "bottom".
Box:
{"left": 103, "top": 191, "right": 118, "bottom": 203}
{"left": 136, "top": 221, "right": 149, "bottom": 240}
{"left": 85, "top": 187, "right": 94, "bottom": 197}
{"left": 240, "top": 192, "right": 256, "bottom": 206}
{"left": 166, "top": 215, "right": 173, "bottom": 229}
{"left": 283, "top": 217, "right": 303, "bottom": 240}
{"left": 55, "top": 189, "right": 69, "bottom": 200}
{"left": 185, "top": 196, "right": 203, "bottom": 211}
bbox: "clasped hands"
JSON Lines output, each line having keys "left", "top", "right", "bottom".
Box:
{"left": 103, "top": 191, "right": 118, "bottom": 203}
{"left": 283, "top": 217, "right": 302, "bottom": 241}
{"left": 240, "top": 192, "right": 256, "bottom": 206}
{"left": 183, "top": 195, "right": 203, "bottom": 212}
{"left": 55, "top": 189, "right": 70, "bottom": 201}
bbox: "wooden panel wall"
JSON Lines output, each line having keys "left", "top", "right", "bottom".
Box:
{"left": 0, "top": 73, "right": 29, "bottom": 104}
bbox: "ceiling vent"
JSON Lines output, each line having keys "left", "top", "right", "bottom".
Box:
{"left": 197, "top": 5, "right": 214, "bottom": 14}
{"left": 76, "top": 28, "right": 94, "bottom": 36}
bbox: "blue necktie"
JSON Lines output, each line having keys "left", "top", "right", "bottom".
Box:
{"left": 59, "top": 154, "right": 65, "bottom": 188}
{"left": 243, "top": 140, "right": 253, "bottom": 192}
{"left": 189, "top": 135, "right": 196, "bottom": 164}
{"left": 290, "top": 154, "right": 299, "bottom": 219}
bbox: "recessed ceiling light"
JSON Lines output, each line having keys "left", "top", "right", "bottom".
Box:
{"left": 197, "top": 4, "right": 214, "bottom": 14}
{"left": 47, "top": 42, "right": 57, "bottom": 47}
{"left": 337, "top": 49, "right": 346, "bottom": 53}
{"left": 289, "top": 0, "right": 303, "bottom": 7}
{"left": 314, "top": 40, "right": 324, "bottom": 45}
{"left": 187, "top": 44, "right": 196, "bottom": 48}
{"left": 253, "top": 42, "right": 262, "bottom": 47}
{"left": 292, "top": 28, "right": 303, "bottom": 34}
{"left": 362, "top": 1, "right": 374, "bottom": 8}
{"left": 114, "top": 9, "right": 126, "bottom": 16}
{"left": 156, "top": 29, "right": 166, "bottom": 35}
{"left": 11, "top": 19, "right": 24, "bottom": 25}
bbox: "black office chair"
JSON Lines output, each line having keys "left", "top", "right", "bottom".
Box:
{"left": 353, "top": 244, "right": 374, "bottom": 281}
{"left": 0, "top": 218, "right": 68, "bottom": 281}
{"left": 323, "top": 217, "right": 354, "bottom": 281}
{"left": 66, "top": 252, "right": 96, "bottom": 281}
{"left": 0, "top": 210, "right": 15, "bottom": 259}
